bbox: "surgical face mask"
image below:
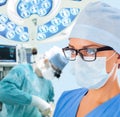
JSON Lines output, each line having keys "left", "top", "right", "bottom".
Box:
{"left": 74, "top": 56, "right": 116, "bottom": 89}
{"left": 36, "top": 59, "right": 55, "bottom": 80}
{"left": 40, "top": 67, "right": 55, "bottom": 80}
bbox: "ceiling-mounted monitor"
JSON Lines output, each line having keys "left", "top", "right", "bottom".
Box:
{"left": 0, "top": 44, "right": 19, "bottom": 66}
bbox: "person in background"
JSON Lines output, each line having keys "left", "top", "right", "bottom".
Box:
{"left": 0, "top": 46, "right": 68, "bottom": 117}
{"left": 31, "top": 47, "right": 38, "bottom": 63}
{"left": 53, "top": 1, "right": 120, "bottom": 117}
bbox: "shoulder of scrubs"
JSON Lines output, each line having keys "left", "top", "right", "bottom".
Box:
{"left": 0, "top": 64, "right": 32, "bottom": 105}
{"left": 86, "top": 94, "right": 120, "bottom": 117}
{"left": 38, "top": 78, "right": 55, "bottom": 102}
{"left": 53, "top": 88, "right": 88, "bottom": 117}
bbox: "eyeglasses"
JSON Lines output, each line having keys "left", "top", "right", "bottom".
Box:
{"left": 51, "top": 64, "right": 61, "bottom": 78}
{"left": 62, "top": 46, "right": 113, "bottom": 62}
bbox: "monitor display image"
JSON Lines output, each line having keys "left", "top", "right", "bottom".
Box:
{"left": 0, "top": 44, "right": 18, "bottom": 66}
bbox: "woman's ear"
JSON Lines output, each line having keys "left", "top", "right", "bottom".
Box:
{"left": 44, "top": 59, "right": 49, "bottom": 63}
{"left": 44, "top": 59, "right": 50, "bottom": 67}
{"left": 117, "top": 55, "right": 120, "bottom": 68}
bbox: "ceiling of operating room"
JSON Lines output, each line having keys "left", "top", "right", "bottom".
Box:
{"left": 0, "top": 0, "right": 93, "bottom": 45}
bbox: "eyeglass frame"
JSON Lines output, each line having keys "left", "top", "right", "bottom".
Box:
{"left": 62, "top": 46, "right": 114, "bottom": 62}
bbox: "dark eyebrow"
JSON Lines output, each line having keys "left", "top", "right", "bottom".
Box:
{"left": 68, "top": 44, "right": 75, "bottom": 48}
{"left": 85, "top": 45, "right": 102, "bottom": 48}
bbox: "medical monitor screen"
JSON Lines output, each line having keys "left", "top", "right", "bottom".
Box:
{"left": 0, "top": 44, "right": 16, "bottom": 62}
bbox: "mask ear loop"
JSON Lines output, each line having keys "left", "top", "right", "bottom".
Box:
{"left": 106, "top": 52, "right": 116, "bottom": 61}
{"left": 106, "top": 52, "right": 117, "bottom": 76}
{"left": 109, "top": 55, "right": 120, "bottom": 85}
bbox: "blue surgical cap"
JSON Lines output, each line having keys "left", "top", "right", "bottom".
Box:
{"left": 70, "top": 1, "right": 120, "bottom": 54}
{"left": 44, "top": 46, "right": 68, "bottom": 71}
{"left": 49, "top": 53, "right": 68, "bottom": 71}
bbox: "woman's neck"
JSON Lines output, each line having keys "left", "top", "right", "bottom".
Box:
{"left": 88, "top": 76, "right": 120, "bottom": 104}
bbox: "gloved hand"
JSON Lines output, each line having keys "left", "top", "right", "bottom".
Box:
{"left": 31, "top": 95, "right": 52, "bottom": 116}
{"left": 47, "top": 102, "right": 55, "bottom": 117}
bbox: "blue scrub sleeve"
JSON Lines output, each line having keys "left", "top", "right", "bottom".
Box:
{"left": 0, "top": 65, "right": 32, "bottom": 105}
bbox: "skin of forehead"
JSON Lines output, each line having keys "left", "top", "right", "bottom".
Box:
{"left": 69, "top": 38, "right": 104, "bottom": 50}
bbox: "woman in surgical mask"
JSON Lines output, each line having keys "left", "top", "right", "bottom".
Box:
{"left": 53, "top": 1, "right": 120, "bottom": 117}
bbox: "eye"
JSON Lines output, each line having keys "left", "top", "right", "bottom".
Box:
{"left": 70, "top": 49, "right": 76, "bottom": 54}
{"left": 86, "top": 48, "right": 97, "bottom": 55}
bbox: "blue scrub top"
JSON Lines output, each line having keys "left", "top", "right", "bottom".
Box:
{"left": 53, "top": 88, "right": 120, "bottom": 117}
{"left": 0, "top": 64, "right": 54, "bottom": 117}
